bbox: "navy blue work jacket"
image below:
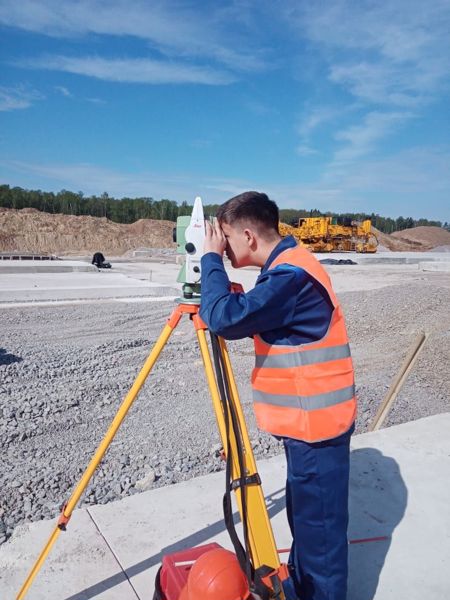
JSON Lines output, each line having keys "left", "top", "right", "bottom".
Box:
{"left": 199, "top": 236, "right": 333, "bottom": 345}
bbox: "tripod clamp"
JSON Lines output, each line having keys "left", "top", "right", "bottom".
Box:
{"left": 230, "top": 473, "right": 262, "bottom": 491}
{"left": 57, "top": 503, "right": 70, "bottom": 531}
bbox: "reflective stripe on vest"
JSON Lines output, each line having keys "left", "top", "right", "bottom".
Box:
{"left": 253, "top": 383, "right": 355, "bottom": 411}
{"left": 254, "top": 343, "right": 351, "bottom": 369}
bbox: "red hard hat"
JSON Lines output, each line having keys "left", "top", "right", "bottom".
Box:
{"left": 185, "top": 548, "right": 250, "bottom": 600}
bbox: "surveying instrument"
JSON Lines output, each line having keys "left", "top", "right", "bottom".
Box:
{"left": 17, "top": 197, "right": 289, "bottom": 600}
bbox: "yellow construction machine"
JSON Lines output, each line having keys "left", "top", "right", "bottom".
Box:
{"left": 279, "top": 216, "right": 378, "bottom": 253}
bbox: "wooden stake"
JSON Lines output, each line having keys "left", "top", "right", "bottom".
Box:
{"left": 369, "top": 332, "right": 427, "bottom": 432}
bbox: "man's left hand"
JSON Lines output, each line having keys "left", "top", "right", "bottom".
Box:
{"left": 204, "top": 219, "right": 226, "bottom": 256}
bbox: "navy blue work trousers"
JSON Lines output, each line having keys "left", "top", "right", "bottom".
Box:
{"left": 282, "top": 425, "right": 353, "bottom": 600}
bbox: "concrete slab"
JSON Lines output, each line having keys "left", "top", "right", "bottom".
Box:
{"left": 348, "top": 415, "right": 450, "bottom": 600}
{"left": 323, "top": 251, "right": 450, "bottom": 264}
{"left": 87, "top": 456, "right": 292, "bottom": 600}
{"left": 0, "top": 271, "right": 180, "bottom": 304}
{"left": 114, "top": 258, "right": 450, "bottom": 295}
{"left": 0, "top": 508, "right": 137, "bottom": 600}
{"left": 2, "top": 414, "right": 449, "bottom": 600}
{"left": 0, "top": 261, "right": 97, "bottom": 274}
{"left": 419, "top": 261, "right": 450, "bottom": 272}
{"left": 1, "top": 252, "right": 450, "bottom": 304}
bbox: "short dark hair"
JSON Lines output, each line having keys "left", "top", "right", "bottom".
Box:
{"left": 216, "top": 191, "right": 279, "bottom": 236}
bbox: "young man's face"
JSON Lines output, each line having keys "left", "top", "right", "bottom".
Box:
{"left": 220, "top": 222, "right": 253, "bottom": 268}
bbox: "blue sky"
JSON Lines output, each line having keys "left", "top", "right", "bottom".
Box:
{"left": 0, "top": 0, "right": 449, "bottom": 220}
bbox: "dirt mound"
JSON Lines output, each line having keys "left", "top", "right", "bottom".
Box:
{"left": 371, "top": 227, "right": 418, "bottom": 251}
{"left": 390, "top": 226, "right": 450, "bottom": 250}
{"left": 371, "top": 226, "right": 449, "bottom": 251}
{"left": 19, "top": 207, "right": 41, "bottom": 214}
{"left": 0, "top": 208, "right": 176, "bottom": 256}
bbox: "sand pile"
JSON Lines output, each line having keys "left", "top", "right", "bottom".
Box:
{"left": 390, "top": 226, "right": 450, "bottom": 250}
{"left": 371, "top": 227, "right": 412, "bottom": 251}
{"left": 0, "top": 208, "right": 175, "bottom": 256}
{"left": 372, "top": 225, "right": 449, "bottom": 251}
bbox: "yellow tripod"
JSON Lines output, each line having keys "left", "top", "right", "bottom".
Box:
{"left": 17, "top": 301, "right": 287, "bottom": 599}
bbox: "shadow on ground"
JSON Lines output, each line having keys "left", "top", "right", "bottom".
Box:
{"left": 64, "top": 487, "right": 287, "bottom": 600}
{"left": 65, "top": 448, "right": 407, "bottom": 600}
{"left": 0, "top": 348, "right": 23, "bottom": 365}
{"left": 348, "top": 448, "right": 407, "bottom": 600}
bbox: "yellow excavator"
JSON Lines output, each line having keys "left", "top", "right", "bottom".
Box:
{"left": 279, "top": 216, "right": 378, "bottom": 253}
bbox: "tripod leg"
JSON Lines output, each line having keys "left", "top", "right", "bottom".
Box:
{"left": 217, "top": 337, "right": 281, "bottom": 571}
{"left": 16, "top": 308, "right": 182, "bottom": 600}
{"left": 195, "top": 327, "right": 281, "bottom": 573}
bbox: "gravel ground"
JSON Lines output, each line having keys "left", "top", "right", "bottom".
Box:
{"left": 1, "top": 279, "right": 449, "bottom": 545}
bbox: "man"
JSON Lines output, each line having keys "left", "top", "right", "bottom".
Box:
{"left": 199, "top": 191, "right": 356, "bottom": 600}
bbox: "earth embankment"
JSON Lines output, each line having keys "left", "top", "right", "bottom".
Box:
{"left": 372, "top": 225, "right": 450, "bottom": 251}
{"left": 1, "top": 208, "right": 449, "bottom": 255}
{"left": 0, "top": 208, "right": 175, "bottom": 256}
{"left": 390, "top": 226, "right": 450, "bottom": 250}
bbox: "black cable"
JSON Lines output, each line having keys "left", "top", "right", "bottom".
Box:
{"left": 210, "top": 332, "right": 252, "bottom": 586}
{"left": 210, "top": 333, "right": 272, "bottom": 600}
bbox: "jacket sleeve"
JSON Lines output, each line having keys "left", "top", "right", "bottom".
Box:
{"left": 199, "top": 252, "right": 308, "bottom": 340}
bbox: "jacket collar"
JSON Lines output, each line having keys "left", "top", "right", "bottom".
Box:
{"left": 261, "top": 235, "right": 297, "bottom": 274}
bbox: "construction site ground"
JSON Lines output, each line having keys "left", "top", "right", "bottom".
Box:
{"left": 1, "top": 414, "right": 449, "bottom": 600}
{"left": 1, "top": 251, "right": 449, "bottom": 599}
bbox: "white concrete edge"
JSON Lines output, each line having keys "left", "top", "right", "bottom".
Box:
{"left": 0, "top": 297, "right": 180, "bottom": 309}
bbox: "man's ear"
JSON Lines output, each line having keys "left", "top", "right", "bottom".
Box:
{"left": 243, "top": 228, "right": 257, "bottom": 248}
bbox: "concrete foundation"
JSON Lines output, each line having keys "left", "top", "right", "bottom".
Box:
{"left": 0, "top": 260, "right": 97, "bottom": 274}
{"left": 1, "top": 414, "right": 449, "bottom": 600}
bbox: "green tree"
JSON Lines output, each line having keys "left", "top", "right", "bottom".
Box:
{"left": 178, "top": 200, "right": 192, "bottom": 216}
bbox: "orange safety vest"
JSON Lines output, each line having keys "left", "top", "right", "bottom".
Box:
{"left": 252, "top": 245, "right": 357, "bottom": 442}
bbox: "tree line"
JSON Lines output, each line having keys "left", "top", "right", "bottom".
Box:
{"left": 0, "top": 185, "right": 189, "bottom": 223}
{"left": 0, "top": 185, "right": 446, "bottom": 233}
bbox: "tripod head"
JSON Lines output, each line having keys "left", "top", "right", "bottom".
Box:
{"left": 174, "top": 196, "right": 207, "bottom": 302}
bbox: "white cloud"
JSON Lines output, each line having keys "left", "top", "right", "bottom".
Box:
{"left": 268, "top": 146, "right": 450, "bottom": 219}
{"left": 0, "top": 85, "right": 43, "bottom": 111}
{"left": 86, "top": 97, "right": 106, "bottom": 105}
{"left": 54, "top": 86, "right": 106, "bottom": 103}
{"left": 0, "top": 0, "right": 268, "bottom": 73}
{"left": 296, "top": 145, "right": 319, "bottom": 157}
{"left": 243, "top": 98, "right": 276, "bottom": 117}
{"left": 295, "top": 106, "right": 345, "bottom": 156}
{"left": 54, "top": 85, "right": 72, "bottom": 97}
{"left": 329, "top": 62, "right": 424, "bottom": 107}
{"left": 305, "top": 0, "right": 449, "bottom": 65}
{"left": 297, "top": 106, "right": 340, "bottom": 138}
{"left": 282, "top": 1, "right": 450, "bottom": 180}
{"left": 336, "top": 146, "right": 450, "bottom": 196}
{"left": 0, "top": 159, "right": 246, "bottom": 203}
{"left": 19, "top": 55, "right": 235, "bottom": 85}
{"left": 333, "top": 111, "right": 413, "bottom": 163}
{"left": 286, "top": 0, "right": 450, "bottom": 108}
{"left": 3, "top": 146, "right": 448, "bottom": 220}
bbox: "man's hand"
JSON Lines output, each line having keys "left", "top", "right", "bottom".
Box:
{"left": 204, "top": 219, "right": 226, "bottom": 256}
